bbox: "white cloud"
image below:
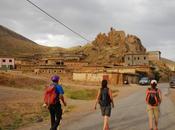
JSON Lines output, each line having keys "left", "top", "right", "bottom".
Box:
{"left": 35, "top": 34, "right": 82, "bottom": 48}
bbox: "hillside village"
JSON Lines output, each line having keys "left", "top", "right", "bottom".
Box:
{"left": 0, "top": 25, "right": 175, "bottom": 85}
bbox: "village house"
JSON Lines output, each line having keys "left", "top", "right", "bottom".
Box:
{"left": 124, "top": 53, "right": 149, "bottom": 66}
{"left": 0, "top": 58, "right": 15, "bottom": 70}
{"left": 147, "top": 51, "right": 161, "bottom": 61}
{"left": 12, "top": 52, "right": 87, "bottom": 74}
{"left": 73, "top": 65, "right": 154, "bottom": 85}
{"left": 15, "top": 57, "right": 37, "bottom": 72}
{"left": 34, "top": 66, "right": 65, "bottom": 75}
{"left": 39, "top": 58, "right": 64, "bottom": 66}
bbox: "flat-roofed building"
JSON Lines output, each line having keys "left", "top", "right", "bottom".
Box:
{"left": 0, "top": 58, "right": 15, "bottom": 70}
{"left": 124, "top": 53, "right": 149, "bottom": 66}
{"left": 147, "top": 51, "right": 161, "bottom": 61}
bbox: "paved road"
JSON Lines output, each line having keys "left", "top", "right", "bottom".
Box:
{"left": 19, "top": 83, "right": 175, "bottom": 130}
{"left": 61, "top": 83, "right": 175, "bottom": 130}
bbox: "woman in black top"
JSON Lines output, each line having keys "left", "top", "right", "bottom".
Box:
{"left": 94, "top": 79, "right": 114, "bottom": 130}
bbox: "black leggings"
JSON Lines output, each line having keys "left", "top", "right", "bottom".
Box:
{"left": 49, "top": 103, "right": 62, "bottom": 130}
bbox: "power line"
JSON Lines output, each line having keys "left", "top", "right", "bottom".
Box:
{"left": 25, "top": 0, "right": 90, "bottom": 42}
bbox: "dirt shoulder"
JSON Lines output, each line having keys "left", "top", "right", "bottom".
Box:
{"left": 0, "top": 86, "right": 46, "bottom": 130}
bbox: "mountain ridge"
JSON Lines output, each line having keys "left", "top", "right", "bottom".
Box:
{"left": 0, "top": 25, "right": 64, "bottom": 57}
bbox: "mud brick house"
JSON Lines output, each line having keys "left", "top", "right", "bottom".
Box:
{"left": 73, "top": 72, "right": 125, "bottom": 85}
{"left": 147, "top": 51, "right": 161, "bottom": 61}
{"left": 0, "top": 58, "right": 15, "bottom": 70}
{"left": 73, "top": 66, "right": 154, "bottom": 85}
{"left": 15, "top": 57, "right": 37, "bottom": 72}
{"left": 33, "top": 55, "right": 88, "bottom": 74}
{"left": 34, "top": 66, "right": 65, "bottom": 75}
{"left": 124, "top": 53, "right": 149, "bottom": 66}
{"left": 39, "top": 58, "right": 64, "bottom": 66}
{"left": 64, "top": 61, "right": 89, "bottom": 70}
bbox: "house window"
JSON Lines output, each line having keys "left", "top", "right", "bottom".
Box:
{"left": 138, "top": 57, "right": 140, "bottom": 60}
{"left": 9, "top": 59, "right": 12, "bottom": 62}
{"left": 45, "top": 60, "right": 48, "bottom": 64}
{"left": 144, "top": 57, "right": 146, "bottom": 60}
{"left": 56, "top": 62, "right": 60, "bottom": 65}
{"left": 122, "top": 57, "right": 124, "bottom": 62}
{"left": 134, "top": 57, "right": 136, "bottom": 60}
{"left": 2, "top": 59, "right": 6, "bottom": 62}
{"left": 128, "top": 57, "right": 130, "bottom": 60}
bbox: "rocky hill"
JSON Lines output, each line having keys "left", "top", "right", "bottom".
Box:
{"left": 72, "top": 28, "right": 146, "bottom": 64}
{"left": 0, "top": 25, "right": 64, "bottom": 57}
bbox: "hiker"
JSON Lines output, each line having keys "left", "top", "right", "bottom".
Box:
{"left": 94, "top": 79, "right": 114, "bottom": 130}
{"left": 43, "top": 75, "right": 67, "bottom": 130}
{"left": 146, "top": 80, "right": 162, "bottom": 130}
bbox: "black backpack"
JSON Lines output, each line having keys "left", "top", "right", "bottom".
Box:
{"left": 99, "top": 88, "right": 111, "bottom": 106}
{"left": 147, "top": 88, "right": 160, "bottom": 106}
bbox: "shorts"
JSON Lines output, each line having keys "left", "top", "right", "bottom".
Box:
{"left": 100, "top": 105, "right": 111, "bottom": 117}
{"left": 147, "top": 105, "right": 159, "bottom": 120}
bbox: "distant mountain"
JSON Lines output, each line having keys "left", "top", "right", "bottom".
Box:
{"left": 0, "top": 25, "right": 64, "bottom": 57}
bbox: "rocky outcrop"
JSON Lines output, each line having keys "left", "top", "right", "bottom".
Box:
{"left": 81, "top": 27, "right": 146, "bottom": 64}
{"left": 125, "top": 34, "right": 146, "bottom": 53}
{"left": 92, "top": 27, "right": 146, "bottom": 53}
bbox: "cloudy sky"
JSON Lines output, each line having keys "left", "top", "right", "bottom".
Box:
{"left": 0, "top": 0, "right": 175, "bottom": 60}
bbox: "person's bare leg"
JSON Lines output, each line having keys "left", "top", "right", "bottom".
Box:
{"left": 154, "top": 109, "right": 159, "bottom": 130}
{"left": 148, "top": 110, "right": 153, "bottom": 130}
{"left": 103, "top": 116, "right": 109, "bottom": 130}
{"left": 103, "top": 116, "right": 105, "bottom": 130}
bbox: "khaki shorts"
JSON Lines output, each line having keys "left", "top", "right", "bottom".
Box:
{"left": 147, "top": 105, "right": 160, "bottom": 120}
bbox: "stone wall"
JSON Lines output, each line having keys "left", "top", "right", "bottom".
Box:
{"left": 73, "top": 72, "right": 103, "bottom": 82}
{"left": 34, "top": 68, "right": 65, "bottom": 75}
{"left": 64, "top": 61, "right": 88, "bottom": 69}
{"left": 73, "top": 72, "right": 131, "bottom": 85}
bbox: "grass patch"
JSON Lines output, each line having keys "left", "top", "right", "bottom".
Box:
{"left": 0, "top": 72, "right": 47, "bottom": 90}
{"left": 64, "top": 86, "right": 119, "bottom": 100}
{"left": 64, "top": 86, "right": 98, "bottom": 100}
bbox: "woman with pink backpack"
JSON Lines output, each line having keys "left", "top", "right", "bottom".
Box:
{"left": 146, "top": 80, "right": 162, "bottom": 130}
